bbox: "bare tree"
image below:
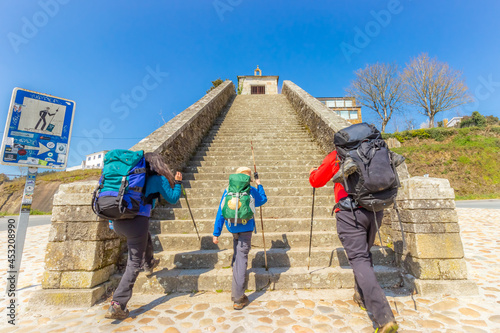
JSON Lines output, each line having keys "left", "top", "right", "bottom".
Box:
{"left": 402, "top": 53, "right": 472, "bottom": 128}
{"left": 346, "top": 62, "right": 404, "bottom": 133}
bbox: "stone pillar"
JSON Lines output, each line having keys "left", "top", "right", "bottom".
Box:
{"left": 31, "top": 181, "right": 122, "bottom": 306}
{"left": 391, "top": 177, "right": 478, "bottom": 295}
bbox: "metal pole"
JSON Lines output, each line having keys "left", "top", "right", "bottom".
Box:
{"left": 6, "top": 167, "right": 38, "bottom": 298}
{"left": 307, "top": 187, "right": 316, "bottom": 271}
{"left": 251, "top": 141, "right": 268, "bottom": 271}
{"left": 181, "top": 184, "right": 200, "bottom": 241}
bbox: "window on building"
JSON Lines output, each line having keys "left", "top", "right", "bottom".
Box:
{"left": 345, "top": 100, "right": 353, "bottom": 107}
{"left": 251, "top": 86, "right": 265, "bottom": 94}
{"left": 340, "top": 111, "right": 349, "bottom": 119}
{"left": 326, "top": 101, "right": 336, "bottom": 108}
{"left": 87, "top": 157, "right": 91, "bottom": 161}
{"left": 97, "top": 163, "right": 100, "bottom": 167}
{"left": 349, "top": 111, "right": 359, "bottom": 119}
{"left": 335, "top": 100, "right": 344, "bottom": 107}
{"left": 93, "top": 156, "right": 96, "bottom": 159}
{"left": 98, "top": 154, "right": 101, "bottom": 158}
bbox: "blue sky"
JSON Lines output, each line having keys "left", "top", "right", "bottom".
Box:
{"left": 0, "top": 0, "right": 499, "bottom": 175}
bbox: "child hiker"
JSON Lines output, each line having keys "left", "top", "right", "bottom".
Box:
{"left": 212, "top": 167, "right": 267, "bottom": 310}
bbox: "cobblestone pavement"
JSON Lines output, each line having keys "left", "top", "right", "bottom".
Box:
{"left": 1, "top": 208, "right": 500, "bottom": 332}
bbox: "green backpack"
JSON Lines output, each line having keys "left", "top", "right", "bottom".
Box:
{"left": 221, "top": 173, "right": 255, "bottom": 225}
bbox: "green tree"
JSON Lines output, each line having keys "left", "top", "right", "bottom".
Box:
{"left": 460, "top": 111, "right": 487, "bottom": 128}
{"left": 207, "top": 78, "right": 224, "bottom": 93}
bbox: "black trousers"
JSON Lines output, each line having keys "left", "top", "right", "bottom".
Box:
{"left": 111, "top": 215, "right": 154, "bottom": 308}
{"left": 336, "top": 209, "right": 395, "bottom": 326}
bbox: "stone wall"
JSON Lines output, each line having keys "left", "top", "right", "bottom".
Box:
{"left": 131, "top": 80, "right": 235, "bottom": 172}
{"left": 34, "top": 81, "right": 235, "bottom": 306}
{"left": 391, "top": 177, "right": 478, "bottom": 295}
{"left": 282, "top": 80, "right": 351, "bottom": 154}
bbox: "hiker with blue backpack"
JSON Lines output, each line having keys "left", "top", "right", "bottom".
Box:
{"left": 309, "top": 123, "right": 405, "bottom": 333}
{"left": 212, "top": 167, "right": 267, "bottom": 310}
{"left": 92, "top": 150, "right": 183, "bottom": 320}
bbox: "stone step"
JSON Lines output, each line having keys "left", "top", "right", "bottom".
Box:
{"left": 202, "top": 136, "right": 313, "bottom": 142}
{"left": 133, "top": 265, "right": 403, "bottom": 294}
{"left": 150, "top": 217, "right": 336, "bottom": 235}
{"left": 206, "top": 128, "right": 307, "bottom": 134}
{"left": 175, "top": 186, "right": 331, "bottom": 199}
{"left": 190, "top": 153, "right": 326, "bottom": 162}
{"left": 154, "top": 246, "right": 395, "bottom": 270}
{"left": 151, "top": 206, "right": 333, "bottom": 220}
{"left": 193, "top": 148, "right": 325, "bottom": 157}
{"left": 186, "top": 160, "right": 318, "bottom": 168}
{"left": 203, "top": 132, "right": 312, "bottom": 138}
{"left": 183, "top": 165, "right": 317, "bottom": 174}
{"left": 152, "top": 231, "right": 341, "bottom": 251}
{"left": 197, "top": 141, "right": 316, "bottom": 148}
{"left": 163, "top": 194, "right": 333, "bottom": 209}
{"left": 182, "top": 171, "right": 315, "bottom": 181}
{"left": 182, "top": 179, "right": 327, "bottom": 189}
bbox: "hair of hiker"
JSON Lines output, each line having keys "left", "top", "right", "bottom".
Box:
{"left": 144, "top": 152, "right": 175, "bottom": 187}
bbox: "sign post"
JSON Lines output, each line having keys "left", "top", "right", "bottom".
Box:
{"left": 1, "top": 88, "right": 75, "bottom": 321}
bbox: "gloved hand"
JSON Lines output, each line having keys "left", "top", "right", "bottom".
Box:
{"left": 254, "top": 172, "right": 259, "bottom": 180}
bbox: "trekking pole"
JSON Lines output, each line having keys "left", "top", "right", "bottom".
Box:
{"left": 307, "top": 187, "right": 316, "bottom": 271}
{"left": 251, "top": 141, "right": 269, "bottom": 271}
{"left": 181, "top": 184, "right": 200, "bottom": 241}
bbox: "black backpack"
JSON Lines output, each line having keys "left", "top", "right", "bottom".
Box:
{"left": 334, "top": 123, "right": 399, "bottom": 212}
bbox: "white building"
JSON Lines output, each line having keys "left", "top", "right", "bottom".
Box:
{"left": 237, "top": 66, "right": 279, "bottom": 95}
{"left": 84, "top": 150, "right": 108, "bottom": 169}
{"left": 66, "top": 150, "right": 109, "bottom": 171}
{"left": 447, "top": 117, "right": 463, "bottom": 128}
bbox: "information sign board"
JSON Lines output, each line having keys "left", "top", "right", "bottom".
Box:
{"left": 0, "top": 88, "right": 76, "bottom": 169}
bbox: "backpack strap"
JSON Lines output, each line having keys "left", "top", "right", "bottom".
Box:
{"left": 91, "top": 175, "right": 104, "bottom": 218}
{"left": 117, "top": 176, "right": 128, "bottom": 214}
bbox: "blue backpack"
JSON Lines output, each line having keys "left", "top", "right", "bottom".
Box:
{"left": 92, "top": 149, "right": 147, "bottom": 220}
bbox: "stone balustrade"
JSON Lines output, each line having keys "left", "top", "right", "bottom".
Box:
{"left": 391, "top": 177, "right": 478, "bottom": 295}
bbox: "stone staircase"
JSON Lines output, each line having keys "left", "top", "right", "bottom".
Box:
{"left": 134, "top": 94, "right": 401, "bottom": 294}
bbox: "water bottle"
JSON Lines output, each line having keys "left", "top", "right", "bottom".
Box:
{"left": 109, "top": 220, "right": 114, "bottom": 230}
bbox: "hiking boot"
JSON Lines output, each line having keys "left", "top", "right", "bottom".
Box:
{"left": 353, "top": 289, "right": 367, "bottom": 311}
{"left": 375, "top": 321, "right": 399, "bottom": 333}
{"left": 144, "top": 258, "right": 160, "bottom": 277}
{"left": 333, "top": 156, "right": 358, "bottom": 183}
{"left": 104, "top": 301, "right": 129, "bottom": 320}
{"left": 233, "top": 294, "right": 249, "bottom": 310}
{"left": 389, "top": 151, "right": 405, "bottom": 167}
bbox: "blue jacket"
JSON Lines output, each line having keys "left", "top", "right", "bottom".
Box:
{"left": 137, "top": 175, "right": 182, "bottom": 217}
{"left": 213, "top": 185, "right": 267, "bottom": 236}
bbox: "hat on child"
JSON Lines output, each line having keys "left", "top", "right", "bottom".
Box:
{"left": 236, "top": 167, "right": 252, "bottom": 174}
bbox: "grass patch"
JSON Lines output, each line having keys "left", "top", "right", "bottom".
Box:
{"left": 0, "top": 209, "right": 51, "bottom": 216}
{"left": 391, "top": 127, "right": 500, "bottom": 199}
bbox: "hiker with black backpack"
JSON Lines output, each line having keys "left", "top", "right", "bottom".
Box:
{"left": 309, "top": 123, "right": 405, "bottom": 333}
{"left": 92, "top": 150, "right": 183, "bottom": 320}
{"left": 212, "top": 167, "right": 267, "bottom": 310}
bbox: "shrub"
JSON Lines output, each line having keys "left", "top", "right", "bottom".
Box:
{"left": 461, "top": 111, "right": 487, "bottom": 128}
